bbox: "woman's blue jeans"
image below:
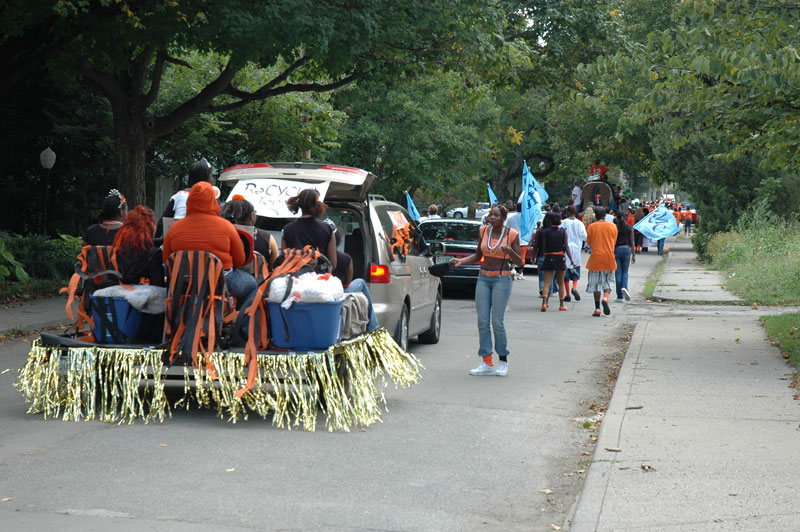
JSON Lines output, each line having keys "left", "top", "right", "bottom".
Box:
{"left": 614, "top": 246, "right": 631, "bottom": 299}
{"left": 475, "top": 274, "right": 512, "bottom": 357}
{"left": 657, "top": 238, "right": 665, "bottom": 255}
{"left": 225, "top": 268, "right": 259, "bottom": 337}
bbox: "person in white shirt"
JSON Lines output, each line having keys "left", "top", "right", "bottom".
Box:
{"left": 426, "top": 204, "right": 441, "bottom": 220}
{"left": 561, "top": 205, "right": 587, "bottom": 302}
{"left": 504, "top": 203, "right": 528, "bottom": 279}
{"left": 571, "top": 180, "right": 583, "bottom": 211}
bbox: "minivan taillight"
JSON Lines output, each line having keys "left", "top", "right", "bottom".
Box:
{"left": 370, "top": 264, "right": 391, "bottom": 283}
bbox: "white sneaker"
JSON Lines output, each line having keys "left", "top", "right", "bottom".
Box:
{"left": 469, "top": 362, "right": 496, "bottom": 376}
{"left": 621, "top": 288, "right": 630, "bottom": 301}
{"left": 495, "top": 361, "right": 508, "bottom": 377}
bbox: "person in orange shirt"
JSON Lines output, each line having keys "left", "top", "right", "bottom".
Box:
{"left": 163, "top": 181, "right": 259, "bottom": 339}
{"left": 585, "top": 206, "right": 618, "bottom": 316}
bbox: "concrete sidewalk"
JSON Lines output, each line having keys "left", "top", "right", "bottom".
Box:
{"left": 0, "top": 297, "right": 69, "bottom": 336}
{"left": 570, "top": 239, "right": 800, "bottom": 531}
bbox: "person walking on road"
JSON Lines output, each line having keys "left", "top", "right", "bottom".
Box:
{"left": 505, "top": 203, "right": 528, "bottom": 280}
{"left": 585, "top": 206, "right": 618, "bottom": 316}
{"left": 561, "top": 205, "right": 586, "bottom": 302}
{"left": 613, "top": 210, "right": 636, "bottom": 302}
{"left": 538, "top": 212, "right": 575, "bottom": 312}
{"left": 450, "top": 205, "right": 523, "bottom": 377}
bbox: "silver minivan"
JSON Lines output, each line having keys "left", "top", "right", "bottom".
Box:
{"left": 219, "top": 162, "right": 443, "bottom": 350}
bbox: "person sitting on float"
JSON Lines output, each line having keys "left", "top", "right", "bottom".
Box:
{"left": 111, "top": 205, "right": 166, "bottom": 342}
{"left": 84, "top": 189, "right": 128, "bottom": 246}
{"left": 282, "top": 189, "right": 379, "bottom": 332}
{"left": 163, "top": 181, "right": 259, "bottom": 343}
{"left": 113, "top": 206, "right": 165, "bottom": 287}
{"left": 221, "top": 196, "right": 278, "bottom": 271}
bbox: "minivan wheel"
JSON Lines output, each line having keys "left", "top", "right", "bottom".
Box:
{"left": 394, "top": 304, "right": 409, "bottom": 352}
{"left": 418, "top": 293, "right": 441, "bottom": 344}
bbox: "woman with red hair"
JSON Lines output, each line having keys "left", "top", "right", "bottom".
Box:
{"left": 113, "top": 206, "right": 165, "bottom": 286}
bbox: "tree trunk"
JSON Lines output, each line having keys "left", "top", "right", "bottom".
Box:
{"left": 111, "top": 100, "right": 151, "bottom": 206}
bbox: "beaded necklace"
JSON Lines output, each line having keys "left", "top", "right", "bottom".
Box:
{"left": 486, "top": 226, "right": 508, "bottom": 252}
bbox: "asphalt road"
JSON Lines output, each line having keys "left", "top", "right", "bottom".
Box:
{"left": 0, "top": 257, "right": 649, "bottom": 531}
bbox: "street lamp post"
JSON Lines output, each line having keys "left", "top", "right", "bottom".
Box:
{"left": 40, "top": 147, "right": 56, "bottom": 235}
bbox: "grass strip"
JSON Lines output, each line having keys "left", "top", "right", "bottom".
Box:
{"left": 761, "top": 312, "right": 800, "bottom": 372}
{"left": 643, "top": 253, "right": 668, "bottom": 301}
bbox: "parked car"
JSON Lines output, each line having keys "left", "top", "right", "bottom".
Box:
{"left": 219, "top": 162, "right": 444, "bottom": 350}
{"left": 419, "top": 219, "right": 483, "bottom": 292}
{"left": 446, "top": 202, "right": 490, "bottom": 219}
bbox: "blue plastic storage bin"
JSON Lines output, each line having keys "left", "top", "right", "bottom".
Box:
{"left": 90, "top": 296, "right": 142, "bottom": 344}
{"left": 268, "top": 300, "right": 343, "bottom": 351}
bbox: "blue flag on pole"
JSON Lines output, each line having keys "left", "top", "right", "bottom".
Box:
{"left": 520, "top": 162, "right": 543, "bottom": 242}
{"left": 487, "top": 183, "right": 499, "bottom": 205}
{"left": 633, "top": 205, "right": 680, "bottom": 241}
{"left": 405, "top": 191, "right": 421, "bottom": 222}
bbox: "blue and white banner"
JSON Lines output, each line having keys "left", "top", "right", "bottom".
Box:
{"left": 633, "top": 205, "right": 680, "bottom": 241}
{"left": 487, "top": 183, "right": 499, "bottom": 205}
{"left": 520, "top": 162, "right": 543, "bottom": 242}
{"left": 404, "top": 191, "right": 421, "bottom": 222}
{"left": 535, "top": 181, "right": 548, "bottom": 204}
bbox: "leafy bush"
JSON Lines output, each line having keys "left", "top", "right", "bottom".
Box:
{"left": 706, "top": 207, "right": 800, "bottom": 305}
{"left": 0, "top": 236, "right": 30, "bottom": 283}
{"left": 4, "top": 233, "right": 82, "bottom": 281}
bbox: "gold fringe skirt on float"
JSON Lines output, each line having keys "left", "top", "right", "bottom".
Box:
{"left": 15, "top": 329, "right": 422, "bottom": 431}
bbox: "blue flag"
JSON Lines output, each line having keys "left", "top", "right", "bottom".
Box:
{"left": 520, "top": 162, "right": 543, "bottom": 242}
{"left": 634, "top": 205, "right": 680, "bottom": 241}
{"left": 535, "top": 181, "right": 548, "bottom": 204}
{"left": 405, "top": 191, "right": 421, "bottom": 222}
{"left": 487, "top": 183, "right": 499, "bottom": 205}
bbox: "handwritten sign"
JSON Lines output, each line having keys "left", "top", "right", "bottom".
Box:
{"left": 226, "top": 178, "right": 330, "bottom": 218}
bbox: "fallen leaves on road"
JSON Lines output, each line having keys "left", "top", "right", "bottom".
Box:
{"left": 1, "top": 369, "right": 10, "bottom": 374}
{"left": 641, "top": 464, "right": 656, "bottom": 472}
{"left": 539, "top": 489, "right": 552, "bottom": 494}
{"left": 159, "top": 443, "right": 168, "bottom": 447}
{"left": 735, "top": 338, "right": 740, "bottom": 343}
{"left": 551, "top": 525, "right": 562, "bottom": 530}
{"left": 604, "top": 448, "right": 622, "bottom": 452}
{"left": 225, "top": 468, "right": 235, "bottom": 473}
{"left": 2, "top": 498, "right": 13, "bottom": 502}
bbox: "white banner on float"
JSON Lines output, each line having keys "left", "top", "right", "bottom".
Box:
{"left": 226, "top": 178, "right": 330, "bottom": 218}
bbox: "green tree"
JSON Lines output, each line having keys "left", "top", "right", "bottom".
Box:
{"left": 484, "top": 0, "right": 627, "bottom": 196}
{"left": 11, "top": 1, "right": 506, "bottom": 205}
{"left": 329, "top": 70, "right": 501, "bottom": 201}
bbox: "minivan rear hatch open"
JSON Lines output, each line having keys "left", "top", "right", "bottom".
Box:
{"left": 219, "top": 162, "right": 377, "bottom": 213}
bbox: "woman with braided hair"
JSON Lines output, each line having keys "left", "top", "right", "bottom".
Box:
{"left": 83, "top": 189, "right": 128, "bottom": 246}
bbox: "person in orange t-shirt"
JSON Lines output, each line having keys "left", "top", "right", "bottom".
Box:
{"left": 585, "top": 206, "right": 618, "bottom": 317}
